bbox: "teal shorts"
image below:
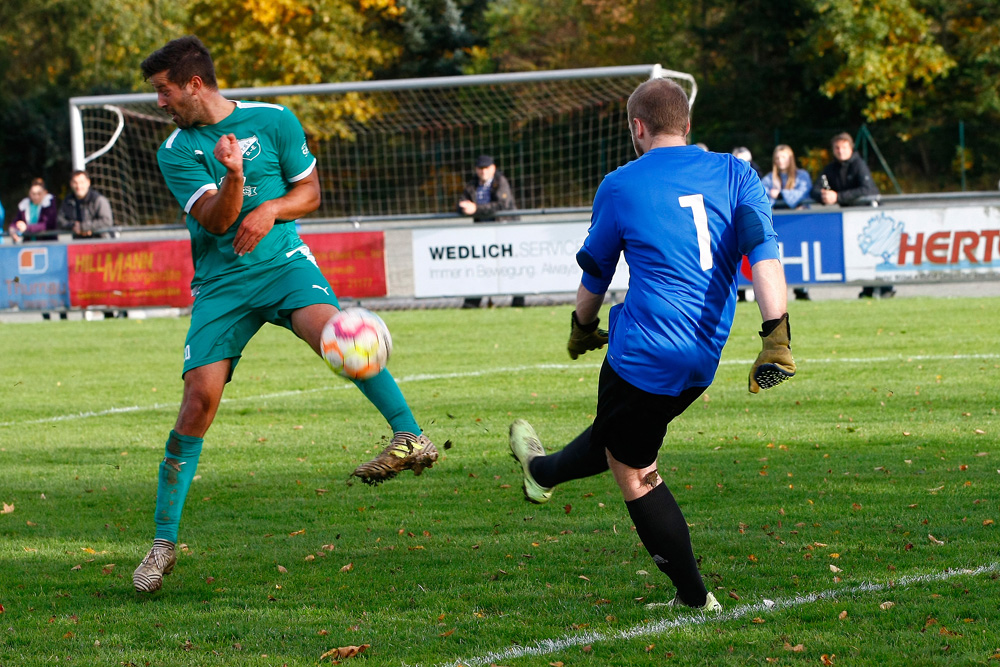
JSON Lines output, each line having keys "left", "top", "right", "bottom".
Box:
{"left": 183, "top": 249, "right": 340, "bottom": 378}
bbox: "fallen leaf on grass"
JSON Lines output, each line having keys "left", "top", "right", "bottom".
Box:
{"left": 984, "top": 520, "right": 995, "bottom": 526}
{"left": 928, "top": 534, "right": 945, "bottom": 545}
{"left": 751, "top": 617, "right": 765, "bottom": 624}
{"left": 880, "top": 601, "right": 895, "bottom": 610}
{"left": 830, "top": 565, "right": 842, "bottom": 573}
{"left": 341, "top": 563, "right": 354, "bottom": 572}
{"left": 784, "top": 642, "right": 805, "bottom": 652}
{"left": 549, "top": 662, "right": 564, "bottom": 667}
{"left": 101, "top": 564, "right": 115, "bottom": 575}
{"left": 439, "top": 628, "right": 455, "bottom": 637}
{"left": 821, "top": 655, "right": 835, "bottom": 665}
{"left": 277, "top": 565, "right": 288, "bottom": 573}
{"left": 1, "top": 503, "right": 13, "bottom": 514}
{"left": 319, "top": 645, "right": 369, "bottom": 661}
{"left": 289, "top": 529, "right": 306, "bottom": 537}
{"left": 0, "top": 604, "right": 4, "bottom": 613}
{"left": 71, "top": 564, "right": 81, "bottom": 571}
{"left": 838, "top": 610, "right": 848, "bottom": 620}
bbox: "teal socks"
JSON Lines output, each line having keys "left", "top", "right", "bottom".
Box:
{"left": 352, "top": 368, "right": 420, "bottom": 435}
{"left": 153, "top": 430, "right": 203, "bottom": 543}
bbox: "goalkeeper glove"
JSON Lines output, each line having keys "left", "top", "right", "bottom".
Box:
{"left": 567, "top": 311, "right": 608, "bottom": 360}
{"left": 749, "top": 313, "right": 795, "bottom": 393}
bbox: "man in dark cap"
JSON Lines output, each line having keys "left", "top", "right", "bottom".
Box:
{"left": 457, "top": 154, "right": 521, "bottom": 307}
{"left": 457, "top": 154, "right": 516, "bottom": 222}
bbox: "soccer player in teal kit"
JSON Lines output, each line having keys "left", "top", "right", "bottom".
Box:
{"left": 133, "top": 36, "right": 437, "bottom": 593}
{"left": 510, "top": 78, "right": 796, "bottom": 611}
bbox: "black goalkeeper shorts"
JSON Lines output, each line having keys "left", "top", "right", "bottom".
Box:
{"left": 591, "top": 359, "right": 706, "bottom": 469}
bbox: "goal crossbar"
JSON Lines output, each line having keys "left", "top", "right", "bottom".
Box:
{"left": 69, "top": 64, "right": 697, "bottom": 226}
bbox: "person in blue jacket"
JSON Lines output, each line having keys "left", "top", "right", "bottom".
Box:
{"left": 509, "top": 77, "right": 795, "bottom": 613}
{"left": 762, "top": 144, "right": 812, "bottom": 210}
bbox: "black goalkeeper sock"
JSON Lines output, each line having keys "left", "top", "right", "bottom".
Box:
{"left": 529, "top": 426, "right": 609, "bottom": 488}
{"left": 625, "top": 482, "right": 708, "bottom": 606}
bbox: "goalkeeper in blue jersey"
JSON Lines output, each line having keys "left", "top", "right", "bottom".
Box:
{"left": 132, "top": 36, "right": 438, "bottom": 593}
{"left": 510, "top": 77, "right": 795, "bottom": 612}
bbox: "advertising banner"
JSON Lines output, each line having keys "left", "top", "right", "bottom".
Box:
{"left": 411, "top": 223, "right": 630, "bottom": 297}
{"left": 0, "top": 244, "right": 70, "bottom": 310}
{"left": 842, "top": 206, "right": 1000, "bottom": 282}
{"left": 769, "top": 212, "right": 846, "bottom": 285}
{"left": 301, "top": 231, "right": 386, "bottom": 298}
{"left": 67, "top": 240, "right": 194, "bottom": 308}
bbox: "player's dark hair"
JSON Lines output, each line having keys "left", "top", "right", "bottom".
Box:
{"left": 141, "top": 36, "right": 217, "bottom": 89}
{"left": 831, "top": 132, "right": 854, "bottom": 149}
{"left": 627, "top": 78, "right": 689, "bottom": 138}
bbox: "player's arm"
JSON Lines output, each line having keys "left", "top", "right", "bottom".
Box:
{"left": 189, "top": 133, "right": 245, "bottom": 235}
{"left": 735, "top": 183, "right": 796, "bottom": 393}
{"left": 232, "top": 168, "right": 320, "bottom": 257}
{"left": 567, "top": 180, "right": 618, "bottom": 359}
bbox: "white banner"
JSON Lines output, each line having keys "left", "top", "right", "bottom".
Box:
{"left": 411, "top": 223, "right": 631, "bottom": 297}
{"left": 842, "top": 206, "right": 1000, "bottom": 282}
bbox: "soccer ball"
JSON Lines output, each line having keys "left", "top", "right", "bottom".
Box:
{"left": 321, "top": 307, "right": 392, "bottom": 380}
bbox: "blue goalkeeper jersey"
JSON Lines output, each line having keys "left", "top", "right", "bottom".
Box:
{"left": 577, "top": 145, "right": 779, "bottom": 395}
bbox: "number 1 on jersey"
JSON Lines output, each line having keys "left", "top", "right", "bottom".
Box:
{"left": 678, "top": 194, "right": 713, "bottom": 271}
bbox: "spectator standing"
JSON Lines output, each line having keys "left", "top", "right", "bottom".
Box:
{"left": 812, "top": 132, "right": 890, "bottom": 297}
{"left": 508, "top": 78, "right": 794, "bottom": 613}
{"left": 762, "top": 145, "right": 813, "bottom": 300}
{"left": 9, "top": 178, "right": 59, "bottom": 243}
{"left": 811, "top": 132, "right": 879, "bottom": 207}
{"left": 762, "top": 145, "right": 812, "bottom": 210}
{"left": 57, "top": 170, "right": 116, "bottom": 239}
{"left": 456, "top": 154, "right": 521, "bottom": 308}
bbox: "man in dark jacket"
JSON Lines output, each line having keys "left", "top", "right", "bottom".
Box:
{"left": 811, "top": 133, "right": 879, "bottom": 207}
{"left": 57, "top": 170, "right": 116, "bottom": 239}
{"left": 458, "top": 154, "right": 516, "bottom": 222}
{"left": 457, "top": 155, "right": 523, "bottom": 307}
{"left": 813, "top": 133, "right": 892, "bottom": 297}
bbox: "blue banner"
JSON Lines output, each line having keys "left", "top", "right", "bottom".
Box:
{"left": 740, "top": 211, "right": 846, "bottom": 285}
{"left": 0, "top": 244, "right": 70, "bottom": 310}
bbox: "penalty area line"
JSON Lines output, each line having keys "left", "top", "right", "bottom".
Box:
{"left": 429, "top": 563, "right": 1000, "bottom": 667}
{"left": 3, "top": 352, "right": 997, "bottom": 427}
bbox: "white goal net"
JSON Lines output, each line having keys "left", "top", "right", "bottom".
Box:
{"left": 69, "top": 65, "right": 696, "bottom": 226}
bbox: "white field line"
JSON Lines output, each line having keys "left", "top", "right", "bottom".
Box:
{"left": 3, "top": 352, "right": 998, "bottom": 428}
{"left": 428, "top": 563, "right": 1000, "bottom": 667}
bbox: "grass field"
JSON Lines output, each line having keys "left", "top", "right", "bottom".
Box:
{"left": 1, "top": 297, "right": 998, "bottom": 666}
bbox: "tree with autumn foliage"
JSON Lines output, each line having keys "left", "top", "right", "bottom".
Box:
{"left": 3, "top": 0, "right": 1000, "bottom": 208}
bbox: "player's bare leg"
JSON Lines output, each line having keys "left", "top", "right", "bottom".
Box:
{"left": 291, "top": 304, "right": 438, "bottom": 485}
{"left": 134, "top": 361, "right": 229, "bottom": 592}
{"left": 609, "top": 452, "right": 720, "bottom": 612}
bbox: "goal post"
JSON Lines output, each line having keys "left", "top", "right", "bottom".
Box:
{"left": 69, "top": 65, "right": 697, "bottom": 227}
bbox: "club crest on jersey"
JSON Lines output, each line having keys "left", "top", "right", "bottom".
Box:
{"left": 238, "top": 135, "right": 261, "bottom": 161}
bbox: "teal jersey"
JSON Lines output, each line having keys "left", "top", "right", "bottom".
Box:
{"left": 157, "top": 101, "right": 317, "bottom": 286}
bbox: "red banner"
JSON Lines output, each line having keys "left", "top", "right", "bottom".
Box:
{"left": 302, "top": 231, "right": 387, "bottom": 298}
{"left": 66, "top": 232, "right": 386, "bottom": 308}
{"left": 67, "top": 240, "right": 194, "bottom": 308}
